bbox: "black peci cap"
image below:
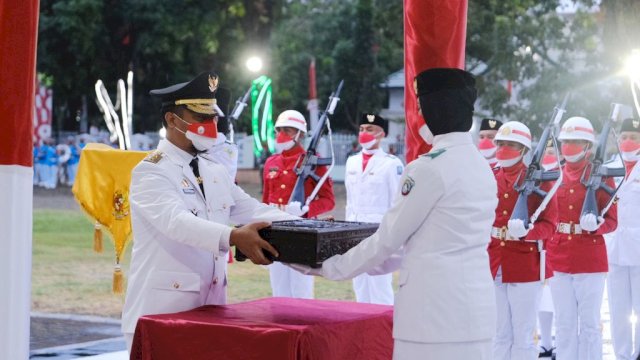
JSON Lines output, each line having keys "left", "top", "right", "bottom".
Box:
{"left": 480, "top": 118, "right": 503, "bottom": 131}
{"left": 620, "top": 118, "right": 640, "bottom": 133}
{"left": 150, "top": 72, "right": 223, "bottom": 115}
{"left": 359, "top": 113, "right": 388, "bottom": 134}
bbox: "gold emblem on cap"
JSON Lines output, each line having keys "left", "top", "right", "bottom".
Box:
{"left": 208, "top": 75, "right": 218, "bottom": 92}
{"left": 634, "top": 119, "right": 639, "bottom": 128}
{"left": 367, "top": 114, "right": 375, "bottom": 123}
{"left": 501, "top": 126, "right": 512, "bottom": 135}
{"left": 564, "top": 126, "right": 574, "bottom": 133}
{"left": 489, "top": 120, "right": 497, "bottom": 129}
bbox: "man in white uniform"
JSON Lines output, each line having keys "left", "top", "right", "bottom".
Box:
{"left": 292, "top": 68, "right": 498, "bottom": 360}
{"left": 201, "top": 90, "right": 239, "bottom": 181}
{"left": 606, "top": 117, "right": 640, "bottom": 360}
{"left": 345, "top": 113, "right": 403, "bottom": 305}
{"left": 121, "top": 72, "right": 296, "bottom": 353}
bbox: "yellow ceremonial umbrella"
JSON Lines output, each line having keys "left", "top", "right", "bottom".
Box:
{"left": 72, "top": 143, "right": 148, "bottom": 294}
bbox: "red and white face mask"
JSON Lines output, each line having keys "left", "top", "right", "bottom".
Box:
{"left": 275, "top": 131, "right": 299, "bottom": 153}
{"left": 561, "top": 143, "right": 587, "bottom": 163}
{"left": 541, "top": 154, "right": 558, "bottom": 171}
{"left": 495, "top": 146, "right": 523, "bottom": 168}
{"left": 358, "top": 132, "right": 381, "bottom": 150}
{"left": 477, "top": 138, "right": 497, "bottom": 159}
{"left": 620, "top": 140, "right": 640, "bottom": 162}
{"left": 175, "top": 115, "right": 218, "bottom": 151}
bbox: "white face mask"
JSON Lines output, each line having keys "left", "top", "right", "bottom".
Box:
{"left": 418, "top": 124, "right": 434, "bottom": 145}
{"left": 622, "top": 151, "right": 640, "bottom": 162}
{"left": 563, "top": 151, "right": 586, "bottom": 163}
{"left": 542, "top": 162, "right": 558, "bottom": 171}
{"left": 275, "top": 131, "right": 300, "bottom": 154}
{"left": 185, "top": 131, "right": 217, "bottom": 151}
{"left": 497, "top": 156, "right": 522, "bottom": 168}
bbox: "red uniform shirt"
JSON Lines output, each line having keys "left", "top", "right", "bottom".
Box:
{"left": 262, "top": 146, "right": 335, "bottom": 218}
{"left": 488, "top": 162, "right": 558, "bottom": 283}
{"left": 547, "top": 158, "right": 618, "bottom": 274}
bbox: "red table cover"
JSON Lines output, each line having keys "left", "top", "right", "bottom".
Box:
{"left": 131, "top": 297, "right": 394, "bottom": 360}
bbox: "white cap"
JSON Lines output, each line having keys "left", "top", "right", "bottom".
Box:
{"left": 494, "top": 121, "right": 532, "bottom": 149}
{"left": 558, "top": 116, "right": 595, "bottom": 143}
{"left": 275, "top": 110, "right": 307, "bottom": 133}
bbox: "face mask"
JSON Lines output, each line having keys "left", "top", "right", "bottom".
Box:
{"left": 620, "top": 140, "right": 640, "bottom": 162}
{"left": 418, "top": 124, "right": 434, "bottom": 145}
{"left": 477, "top": 138, "right": 497, "bottom": 159}
{"left": 561, "top": 143, "right": 587, "bottom": 163}
{"left": 358, "top": 132, "right": 380, "bottom": 150}
{"left": 175, "top": 115, "right": 218, "bottom": 151}
{"left": 275, "top": 131, "right": 298, "bottom": 153}
{"left": 541, "top": 154, "right": 558, "bottom": 171}
{"left": 495, "top": 146, "right": 523, "bottom": 168}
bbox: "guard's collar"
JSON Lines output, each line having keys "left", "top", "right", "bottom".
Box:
{"left": 158, "top": 139, "right": 195, "bottom": 166}
{"left": 431, "top": 132, "right": 472, "bottom": 150}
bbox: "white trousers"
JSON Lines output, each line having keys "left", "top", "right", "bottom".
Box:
{"left": 549, "top": 271, "right": 606, "bottom": 360}
{"left": 125, "top": 332, "right": 134, "bottom": 354}
{"left": 393, "top": 338, "right": 492, "bottom": 360}
{"left": 352, "top": 273, "right": 394, "bottom": 305}
{"left": 493, "top": 271, "right": 542, "bottom": 360}
{"left": 608, "top": 264, "right": 640, "bottom": 360}
{"left": 269, "top": 261, "right": 314, "bottom": 298}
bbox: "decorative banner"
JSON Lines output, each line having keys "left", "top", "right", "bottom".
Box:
{"left": 403, "top": 0, "right": 468, "bottom": 162}
{"left": 251, "top": 75, "right": 275, "bottom": 156}
{"left": 33, "top": 81, "right": 53, "bottom": 145}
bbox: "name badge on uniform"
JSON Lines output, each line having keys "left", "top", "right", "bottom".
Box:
{"left": 182, "top": 178, "right": 196, "bottom": 194}
{"left": 268, "top": 167, "right": 279, "bottom": 179}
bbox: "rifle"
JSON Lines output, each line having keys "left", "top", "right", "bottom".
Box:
{"left": 511, "top": 94, "right": 570, "bottom": 227}
{"left": 226, "top": 87, "right": 252, "bottom": 143}
{"left": 580, "top": 103, "right": 627, "bottom": 218}
{"left": 289, "top": 80, "right": 344, "bottom": 207}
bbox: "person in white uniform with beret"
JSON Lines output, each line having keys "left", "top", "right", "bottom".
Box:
{"left": 291, "top": 67, "right": 498, "bottom": 360}
{"left": 346, "top": 113, "right": 403, "bottom": 305}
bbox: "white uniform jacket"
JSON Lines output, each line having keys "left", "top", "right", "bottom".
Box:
{"left": 607, "top": 163, "right": 640, "bottom": 266}
{"left": 322, "top": 132, "right": 498, "bottom": 343}
{"left": 122, "top": 139, "right": 294, "bottom": 334}
{"left": 345, "top": 149, "right": 403, "bottom": 223}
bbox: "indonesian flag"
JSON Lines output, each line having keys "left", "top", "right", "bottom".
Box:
{"left": 0, "top": 1, "right": 39, "bottom": 359}
{"left": 404, "top": 0, "right": 468, "bottom": 162}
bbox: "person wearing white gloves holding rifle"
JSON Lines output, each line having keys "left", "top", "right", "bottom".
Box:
{"left": 291, "top": 68, "right": 499, "bottom": 360}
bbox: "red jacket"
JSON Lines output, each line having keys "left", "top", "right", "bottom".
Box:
{"left": 262, "top": 146, "right": 335, "bottom": 218}
{"left": 547, "top": 158, "right": 618, "bottom": 274}
{"left": 488, "top": 162, "right": 558, "bottom": 283}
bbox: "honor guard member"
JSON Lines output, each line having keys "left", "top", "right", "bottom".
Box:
{"left": 538, "top": 139, "right": 561, "bottom": 358}
{"left": 262, "top": 110, "right": 335, "bottom": 298}
{"left": 200, "top": 88, "right": 239, "bottom": 182}
{"left": 478, "top": 118, "right": 503, "bottom": 168}
{"left": 547, "top": 116, "right": 618, "bottom": 360}
{"left": 121, "top": 72, "right": 297, "bottom": 353}
{"left": 345, "top": 113, "right": 403, "bottom": 305}
{"left": 488, "top": 121, "right": 558, "bottom": 360}
{"left": 292, "top": 68, "right": 499, "bottom": 360}
{"left": 606, "top": 118, "right": 640, "bottom": 360}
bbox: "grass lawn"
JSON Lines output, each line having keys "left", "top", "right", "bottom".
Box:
{"left": 32, "top": 209, "right": 362, "bottom": 318}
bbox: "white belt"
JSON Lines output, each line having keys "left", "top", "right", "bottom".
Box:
{"left": 491, "top": 226, "right": 517, "bottom": 240}
{"left": 557, "top": 222, "right": 582, "bottom": 235}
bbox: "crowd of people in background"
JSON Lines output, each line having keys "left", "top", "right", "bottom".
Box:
{"left": 33, "top": 136, "right": 84, "bottom": 189}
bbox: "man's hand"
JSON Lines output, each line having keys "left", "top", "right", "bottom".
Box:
{"left": 287, "top": 263, "right": 323, "bottom": 276}
{"left": 507, "top": 219, "right": 532, "bottom": 239}
{"left": 230, "top": 222, "right": 278, "bottom": 265}
{"left": 580, "top": 213, "right": 604, "bottom": 232}
{"left": 284, "top": 201, "right": 309, "bottom": 217}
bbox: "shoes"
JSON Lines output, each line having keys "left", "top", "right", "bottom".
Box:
{"left": 539, "top": 346, "right": 555, "bottom": 358}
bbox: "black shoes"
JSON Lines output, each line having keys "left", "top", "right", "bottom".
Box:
{"left": 539, "top": 346, "right": 555, "bottom": 358}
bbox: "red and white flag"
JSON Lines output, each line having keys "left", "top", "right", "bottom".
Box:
{"left": 0, "top": 1, "right": 39, "bottom": 359}
{"left": 307, "top": 58, "right": 319, "bottom": 131}
{"left": 33, "top": 81, "right": 53, "bottom": 145}
{"left": 403, "top": 0, "right": 468, "bottom": 162}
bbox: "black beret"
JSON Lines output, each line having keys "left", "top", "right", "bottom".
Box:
{"left": 620, "top": 118, "right": 640, "bottom": 132}
{"left": 359, "top": 113, "right": 388, "bottom": 134}
{"left": 414, "top": 68, "right": 475, "bottom": 97}
{"left": 480, "top": 118, "right": 503, "bottom": 131}
{"left": 150, "top": 71, "right": 222, "bottom": 115}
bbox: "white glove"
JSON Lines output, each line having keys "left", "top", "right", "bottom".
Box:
{"left": 507, "top": 219, "right": 532, "bottom": 239}
{"left": 580, "top": 213, "right": 604, "bottom": 232}
{"left": 284, "top": 201, "right": 309, "bottom": 217}
{"left": 287, "top": 263, "right": 323, "bottom": 276}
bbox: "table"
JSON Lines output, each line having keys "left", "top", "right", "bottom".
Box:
{"left": 131, "top": 297, "right": 394, "bottom": 360}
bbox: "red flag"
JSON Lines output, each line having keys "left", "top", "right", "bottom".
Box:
{"left": 404, "top": 0, "right": 468, "bottom": 162}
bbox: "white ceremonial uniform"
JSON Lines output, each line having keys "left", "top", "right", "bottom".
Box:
{"left": 121, "top": 139, "right": 295, "bottom": 350}
{"left": 606, "top": 163, "right": 640, "bottom": 360}
{"left": 202, "top": 133, "right": 238, "bottom": 181}
{"left": 322, "top": 132, "right": 498, "bottom": 360}
{"left": 345, "top": 148, "right": 403, "bottom": 305}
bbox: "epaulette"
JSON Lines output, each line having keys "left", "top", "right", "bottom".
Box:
{"left": 143, "top": 150, "right": 164, "bottom": 164}
{"left": 421, "top": 148, "right": 446, "bottom": 159}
